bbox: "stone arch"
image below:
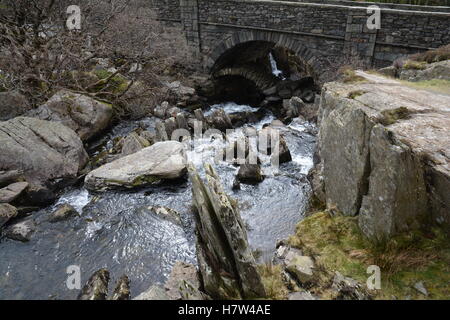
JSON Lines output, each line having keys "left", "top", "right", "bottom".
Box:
{"left": 205, "top": 30, "right": 328, "bottom": 82}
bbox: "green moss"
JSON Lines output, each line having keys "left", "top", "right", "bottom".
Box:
{"left": 380, "top": 107, "right": 410, "bottom": 126}
{"left": 403, "top": 60, "right": 427, "bottom": 70}
{"left": 288, "top": 211, "right": 450, "bottom": 300}
{"left": 131, "top": 175, "right": 161, "bottom": 187}
{"left": 348, "top": 90, "right": 367, "bottom": 99}
{"left": 92, "top": 69, "right": 130, "bottom": 95}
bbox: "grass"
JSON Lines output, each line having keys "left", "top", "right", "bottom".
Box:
{"left": 401, "top": 79, "right": 450, "bottom": 95}
{"left": 339, "top": 67, "right": 367, "bottom": 84}
{"left": 258, "top": 264, "right": 289, "bottom": 300}
{"left": 379, "top": 106, "right": 410, "bottom": 125}
{"left": 403, "top": 60, "right": 427, "bottom": 70}
{"left": 409, "top": 44, "right": 450, "bottom": 64}
{"left": 287, "top": 211, "right": 450, "bottom": 299}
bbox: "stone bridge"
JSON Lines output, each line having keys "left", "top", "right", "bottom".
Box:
{"left": 151, "top": 0, "right": 450, "bottom": 81}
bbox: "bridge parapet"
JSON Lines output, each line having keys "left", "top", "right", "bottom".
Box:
{"left": 151, "top": 0, "right": 450, "bottom": 70}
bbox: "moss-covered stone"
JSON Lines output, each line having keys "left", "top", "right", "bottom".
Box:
{"left": 287, "top": 211, "right": 450, "bottom": 300}
{"left": 403, "top": 60, "right": 428, "bottom": 70}
{"left": 379, "top": 107, "right": 410, "bottom": 126}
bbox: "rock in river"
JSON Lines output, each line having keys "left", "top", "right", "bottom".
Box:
{"left": 85, "top": 141, "right": 187, "bottom": 191}
{"left": 189, "top": 164, "right": 266, "bottom": 299}
{"left": 4, "top": 219, "right": 35, "bottom": 242}
{"left": 49, "top": 203, "right": 78, "bottom": 223}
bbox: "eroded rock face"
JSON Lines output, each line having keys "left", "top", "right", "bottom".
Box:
{"left": 189, "top": 164, "right": 266, "bottom": 299}
{"left": 358, "top": 125, "right": 428, "bottom": 241}
{"left": 0, "top": 117, "right": 88, "bottom": 189}
{"left": 315, "top": 71, "right": 450, "bottom": 240}
{"left": 0, "top": 91, "right": 31, "bottom": 121}
{"left": 29, "top": 90, "right": 113, "bottom": 141}
{"left": 84, "top": 141, "right": 187, "bottom": 191}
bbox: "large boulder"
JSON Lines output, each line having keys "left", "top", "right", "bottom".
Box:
{"left": 0, "top": 91, "right": 31, "bottom": 121}
{"left": 189, "top": 164, "right": 266, "bottom": 299}
{"left": 85, "top": 141, "right": 187, "bottom": 191}
{"left": 0, "top": 117, "right": 88, "bottom": 189}
{"left": 316, "top": 71, "right": 450, "bottom": 240}
{"left": 29, "top": 90, "right": 113, "bottom": 141}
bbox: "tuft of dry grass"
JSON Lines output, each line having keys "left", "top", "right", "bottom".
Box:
{"left": 409, "top": 44, "right": 450, "bottom": 64}
{"left": 257, "top": 263, "right": 289, "bottom": 300}
{"left": 339, "top": 66, "right": 367, "bottom": 83}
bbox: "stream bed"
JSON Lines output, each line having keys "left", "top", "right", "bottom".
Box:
{"left": 0, "top": 102, "right": 316, "bottom": 300}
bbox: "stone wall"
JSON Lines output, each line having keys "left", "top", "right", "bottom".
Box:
{"left": 151, "top": 0, "right": 450, "bottom": 70}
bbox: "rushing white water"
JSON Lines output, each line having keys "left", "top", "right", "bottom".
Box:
{"left": 54, "top": 188, "right": 91, "bottom": 213}
{"left": 204, "top": 101, "right": 259, "bottom": 116}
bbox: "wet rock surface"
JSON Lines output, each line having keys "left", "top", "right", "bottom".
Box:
{"left": 85, "top": 141, "right": 187, "bottom": 191}
{"left": 4, "top": 219, "right": 36, "bottom": 242}
{"left": 189, "top": 164, "right": 266, "bottom": 299}
{"left": 49, "top": 204, "right": 78, "bottom": 223}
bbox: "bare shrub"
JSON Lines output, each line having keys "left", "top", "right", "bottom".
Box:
{"left": 409, "top": 44, "right": 450, "bottom": 64}
{"left": 321, "top": 54, "right": 370, "bottom": 84}
{"left": 0, "top": 0, "right": 196, "bottom": 118}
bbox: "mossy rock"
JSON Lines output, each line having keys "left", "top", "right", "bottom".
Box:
{"left": 403, "top": 60, "right": 427, "bottom": 70}
{"left": 379, "top": 107, "right": 410, "bottom": 126}
{"left": 287, "top": 211, "right": 450, "bottom": 299}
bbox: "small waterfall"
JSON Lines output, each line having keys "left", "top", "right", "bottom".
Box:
{"left": 269, "top": 52, "right": 285, "bottom": 79}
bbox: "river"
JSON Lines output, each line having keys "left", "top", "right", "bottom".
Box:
{"left": 0, "top": 102, "right": 316, "bottom": 299}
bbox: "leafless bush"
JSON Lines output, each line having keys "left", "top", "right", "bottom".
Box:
{"left": 321, "top": 54, "right": 370, "bottom": 84}
{"left": 0, "top": 0, "right": 196, "bottom": 118}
